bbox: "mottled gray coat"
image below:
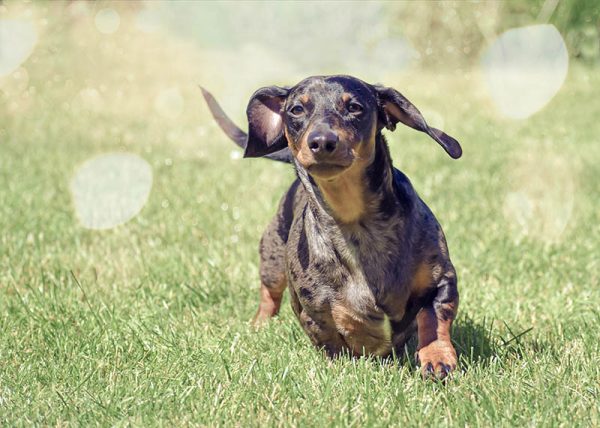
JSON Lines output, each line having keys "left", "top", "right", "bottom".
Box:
{"left": 202, "top": 75, "right": 462, "bottom": 378}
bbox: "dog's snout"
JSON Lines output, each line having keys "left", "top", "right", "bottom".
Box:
{"left": 307, "top": 130, "right": 338, "bottom": 155}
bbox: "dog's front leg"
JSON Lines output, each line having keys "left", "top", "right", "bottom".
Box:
{"left": 252, "top": 281, "right": 286, "bottom": 326}
{"left": 300, "top": 311, "right": 352, "bottom": 358}
{"left": 292, "top": 298, "right": 348, "bottom": 358}
{"left": 416, "top": 271, "right": 458, "bottom": 379}
{"left": 252, "top": 209, "right": 291, "bottom": 327}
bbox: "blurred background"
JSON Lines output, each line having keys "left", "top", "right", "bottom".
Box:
{"left": 1, "top": 1, "right": 599, "bottom": 424}
{"left": 1, "top": 0, "right": 599, "bottom": 302}
{"left": 2, "top": 0, "right": 599, "bottom": 231}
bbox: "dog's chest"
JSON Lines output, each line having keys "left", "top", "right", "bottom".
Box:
{"left": 330, "top": 271, "right": 394, "bottom": 356}
{"left": 289, "top": 213, "right": 410, "bottom": 356}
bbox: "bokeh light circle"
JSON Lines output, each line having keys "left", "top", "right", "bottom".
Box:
{"left": 481, "top": 24, "right": 569, "bottom": 119}
{"left": 70, "top": 153, "right": 153, "bottom": 230}
{"left": 0, "top": 19, "right": 37, "bottom": 78}
{"left": 94, "top": 8, "right": 120, "bottom": 35}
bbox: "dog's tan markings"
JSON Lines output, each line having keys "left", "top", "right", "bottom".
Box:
{"left": 355, "top": 113, "right": 378, "bottom": 160}
{"left": 314, "top": 116, "right": 378, "bottom": 224}
{"left": 416, "top": 304, "right": 457, "bottom": 378}
{"left": 341, "top": 93, "right": 352, "bottom": 103}
{"left": 299, "top": 94, "right": 310, "bottom": 104}
{"left": 284, "top": 127, "right": 303, "bottom": 156}
{"left": 332, "top": 123, "right": 358, "bottom": 153}
{"left": 314, "top": 167, "right": 367, "bottom": 223}
{"left": 331, "top": 303, "right": 392, "bottom": 356}
{"left": 252, "top": 277, "right": 286, "bottom": 327}
{"left": 298, "top": 306, "right": 348, "bottom": 357}
{"left": 333, "top": 126, "right": 354, "bottom": 147}
{"left": 288, "top": 124, "right": 318, "bottom": 167}
{"left": 410, "top": 263, "right": 433, "bottom": 296}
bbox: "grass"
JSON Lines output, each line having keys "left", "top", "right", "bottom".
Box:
{"left": 1, "top": 3, "right": 599, "bottom": 426}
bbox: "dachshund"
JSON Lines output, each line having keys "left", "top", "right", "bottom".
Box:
{"left": 201, "top": 75, "right": 462, "bottom": 379}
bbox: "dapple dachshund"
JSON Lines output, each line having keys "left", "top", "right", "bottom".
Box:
{"left": 201, "top": 75, "right": 462, "bottom": 379}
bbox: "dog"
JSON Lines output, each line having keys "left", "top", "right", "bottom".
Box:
{"left": 201, "top": 75, "right": 462, "bottom": 379}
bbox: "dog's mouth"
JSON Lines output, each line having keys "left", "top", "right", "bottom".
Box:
{"left": 306, "top": 161, "right": 352, "bottom": 179}
{"left": 296, "top": 142, "right": 356, "bottom": 179}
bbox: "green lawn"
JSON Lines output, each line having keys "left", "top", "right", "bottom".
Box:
{"left": 1, "top": 5, "right": 599, "bottom": 427}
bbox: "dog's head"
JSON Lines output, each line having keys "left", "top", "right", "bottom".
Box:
{"left": 244, "top": 75, "right": 461, "bottom": 179}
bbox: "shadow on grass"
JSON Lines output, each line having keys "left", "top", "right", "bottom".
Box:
{"left": 290, "top": 310, "right": 534, "bottom": 377}
{"left": 370, "top": 314, "right": 533, "bottom": 373}
{"left": 453, "top": 314, "right": 498, "bottom": 364}
{"left": 453, "top": 314, "right": 534, "bottom": 369}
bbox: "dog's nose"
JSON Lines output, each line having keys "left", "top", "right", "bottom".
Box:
{"left": 307, "top": 130, "right": 338, "bottom": 155}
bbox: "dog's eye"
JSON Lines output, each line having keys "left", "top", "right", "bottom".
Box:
{"left": 289, "top": 105, "right": 305, "bottom": 116}
{"left": 348, "top": 102, "right": 363, "bottom": 114}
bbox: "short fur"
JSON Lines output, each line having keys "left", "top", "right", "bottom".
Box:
{"left": 202, "top": 75, "right": 462, "bottom": 379}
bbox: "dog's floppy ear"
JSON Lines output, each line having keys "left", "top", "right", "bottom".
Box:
{"left": 244, "top": 86, "right": 289, "bottom": 158}
{"left": 374, "top": 85, "right": 462, "bottom": 159}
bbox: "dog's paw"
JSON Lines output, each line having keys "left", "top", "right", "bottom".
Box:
{"left": 251, "top": 311, "right": 269, "bottom": 328}
{"left": 417, "top": 340, "right": 457, "bottom": 380}
{"left": 251, "top": 308, "right": 279, "bottom": 328}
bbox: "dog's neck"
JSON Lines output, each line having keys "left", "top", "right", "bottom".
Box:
{"left": 295, "top": 133, "right": 402, "bottom": 225}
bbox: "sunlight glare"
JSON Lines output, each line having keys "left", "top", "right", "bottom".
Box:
{"left": 70, "top": 153, "right": 153, "bottom": 230}
{"left": 95, "top": 8, "right": 120, "bottom": 35}
{"left": 0, "top": 19, "right": 37, "bottom": 78}
{"left": 481, "top": 24, "right": 568, "bottom": 119}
